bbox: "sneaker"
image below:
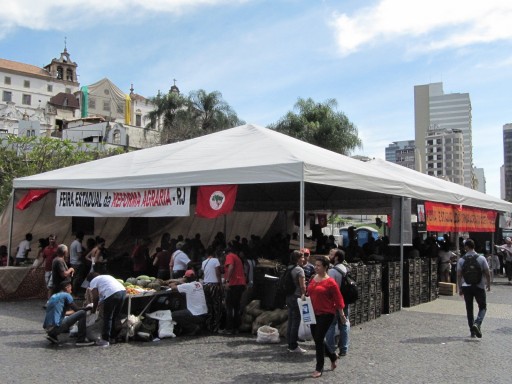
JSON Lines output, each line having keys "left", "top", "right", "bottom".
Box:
{"left": 46, "top": 334, "right": 59, "bottom": 344}
{"left": 470, "top": 333, "right": 476, "bottom": 338}
{"left": 288, "top": 346, "right": 307, "bottom": 353}
{"left": 96, "top": 339, "right": 110, "bottom": 347}
{"left": 76, "top": 339, "right": 95, "bottom": 347}
{"left": 339, "top": 351, "right": 347, "bottom": 357}
{"left": 471, "top": 323, "right": 482, "bottom": 338}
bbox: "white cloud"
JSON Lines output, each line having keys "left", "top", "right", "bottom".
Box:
{"left": 331, "top": 0, "right": 512, "bottom": 56}
{"left": 0, "top": 0, "right": 246, "bottom": 35}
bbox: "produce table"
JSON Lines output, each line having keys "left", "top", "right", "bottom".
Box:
{"left": 121, "top": 289, "right": 186, "bottom": 342}
{"left": 0, "top": 266, "right": 47, "bottom": 300}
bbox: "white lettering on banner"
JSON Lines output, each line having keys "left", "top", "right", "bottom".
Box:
{"left": 55, "top": 187, "right": 190, "bottom": 217}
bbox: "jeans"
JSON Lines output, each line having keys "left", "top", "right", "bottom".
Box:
{"left": 48, "top": 310, "right": 87, "bottom": 340}
{"left": 102, "top": 290, "right": 126, "bottom": 341}
{"left": 462, "top": 285, "right": 487, "bottom": 331}
{"left": 310, "top": 313, "right": 337, "bottom": 372}
{"left": 325, "top": 306, "right": 350, "bottom": 354}
{"left": 286, "top": 295, "right": 301, "bottom": 350}
{"left": 225, "top": 285, "right": 245, "bottom": 331}
{"left": 506, "top": 261, "right": 512, "bottom": 282}
{"left": 172, "top": 309, "right": 205, "bottom": 333}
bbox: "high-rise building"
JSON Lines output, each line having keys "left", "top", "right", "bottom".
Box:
{"left": 473, "top": 167, "right": 486, "bottom": 194}
{"left": 385, "top": 140, "right": 416, "bottom": 170}
{"left": 425, "top": 128, "right": 464, "bottom": 184}
{"left": 503, "top": 123, "right": 512, "bottom": 201}
{"left": 414, "top": 82, "right": 473, "bottom": 188}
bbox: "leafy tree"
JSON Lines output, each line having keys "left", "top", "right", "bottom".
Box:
{"left": 188, "top": 89, "right": 244, "bottom": 133}
{"left": 268, "top": 97, "right": 362, "bottom": 155}
{"left": 146, "top": 89, "right": 244, "bottom": 144}
{"left": 0, "top": 135, "right": 123, "bottom": 211}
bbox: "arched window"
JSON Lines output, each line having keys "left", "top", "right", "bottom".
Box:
{"left": 113, "top": 129, "right": 121, "bottom": 144}
{"left": 66, "top": 69, "right": 73, "bottom": 81}
{"left": 57, "top": 67, "right": 63, "bottom": 80}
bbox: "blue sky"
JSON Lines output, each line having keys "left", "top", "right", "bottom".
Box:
{"left": 1, "top": 0, "right": 511, "bottom": 199}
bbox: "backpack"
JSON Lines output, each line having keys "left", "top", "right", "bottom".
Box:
{"left": 333, "top": 266, "right": 359, "bottom": 304}
{"left": 462, "top": 254, "right": 483, "bottom": 285}
{"left": 279, "top": 265, "right": 297, "bottom": 296}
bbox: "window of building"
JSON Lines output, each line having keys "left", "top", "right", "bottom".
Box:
{"left": 104, "top": 89, "right": 110, "bottom": 95}
{"left": 113, "top": 129, "right": 121, "bottom": 144}
{"left": 26, "top": 130, "right": 35, "bottom": 137}
{"left": 135, "top": 114, "right": 142, "bottom": 127}
{"left": 57, "top": 67, "right": 63, "bottom": 79}
{"left": 117, "top": 105, "right": 124, "bottom": 114}
{"left": 427, "top": 140, "right": 433, "bottom": 145}
{"left": 66, "top": 69, "right": 73, "bottom": 81}
{"left": 2, "top": 91, "right": 12, "bottom": 102}
{"left": 4, "top": 76, "right": 11, "bottom": 85}
{"left": 88, "top": 98, "right": 96, "bottom": 109}
{"left": 47, "top": 84, "right": 53, "bottom": 92}
{"left": 103, "top": 101, "right": 111, "bottom": 111}
{"left": 65, "top": 88, "right": 71, "bottom": 94}
{"left": 22, "top": 94, "right": 31, "bottom": 105}
{"left": 24, "top": 80, "right": 30, "bottom": 88}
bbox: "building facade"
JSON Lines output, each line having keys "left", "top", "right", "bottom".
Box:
{"left": 414, "top": 82, "right": 474, "bottom": 188}
{"left": 385, "top": 140, "right": 416, "bottom": 170}
{"left": 424, "top": 128, "right": 464, "bottom": 184}
{"left": 503, "top": 123, "right": 512, "bottom": 201}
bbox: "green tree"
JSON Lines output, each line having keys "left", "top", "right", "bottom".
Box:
{"left": 0, "top": 135, "right": 123, "bottom": 211}
{"left": 268, "top": 97, "right": 362, "bottom": 155}
{"left": 146, "top": 89, "right": 244, "bottom": 144}
{"left": 188, "top": 89, "right": 244, "bottom": 133}
{"left": 146, "top": 90, "right": 193, "bottom": 144}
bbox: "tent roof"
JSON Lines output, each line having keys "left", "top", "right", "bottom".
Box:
{"left": 13, "top": 124, "right": 512, "bottom": 213}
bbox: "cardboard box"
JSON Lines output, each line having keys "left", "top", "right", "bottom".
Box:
{"left": 438, "top": 282, "right": 456, "bottom": 296}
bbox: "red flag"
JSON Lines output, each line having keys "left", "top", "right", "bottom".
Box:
{"left": 195, "top": 185, "right": 238, "bottom": 218}
{"left": 16, "top": 189, "right": 51, "bottom": 210}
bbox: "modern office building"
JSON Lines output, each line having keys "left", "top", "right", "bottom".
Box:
{"left": 503, "top": 123, "right": 512, "bottom": 201}
{"left": 473, "top": 167, "right": 486, "bottom": 194}
{"left": 425, "top": 127, "right": 464, "bottom": 184}
{"left": 385, "top": 140, "right": 416, "bottom": 170}
{"left": 414, "top": 82, "right": 473, "bottom": 188}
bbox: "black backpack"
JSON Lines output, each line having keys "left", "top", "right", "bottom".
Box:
{"left": 333, "top": 265, "right": 359, "bottom": 304}
{"left": 462, "top": 254, "right": 483, "bottom": 285}
{"left": 279, "top": 265, "right": 296, "bottom": 296}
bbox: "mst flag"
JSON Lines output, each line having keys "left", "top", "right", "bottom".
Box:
{"left": 16, "top": 189, "right": 51, "bottom": 210}
{"left": 196, "top": 185, "right": 238, "bottom": 218}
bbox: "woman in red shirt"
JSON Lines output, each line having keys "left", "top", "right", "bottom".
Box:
{"left": 307, "top": 256, "right": 346, "bottom": 378}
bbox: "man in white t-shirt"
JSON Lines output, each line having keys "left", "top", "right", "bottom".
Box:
{"left": 15, "top": 233, "right": 32, "bottom": 265}
{"left": 201, "top": 251, "right": 222, "bottom": 333}
{"left": 87, "top": 272, "right": 126, "bottom": 347}
{"left": 69, "top": 232, "right": 84, "bottom": 293}
{"left": 169, "top": 270, "right": 207, "bottom": 336}
{"left": 170, "top": 242, "right": 191, "bottom": 278}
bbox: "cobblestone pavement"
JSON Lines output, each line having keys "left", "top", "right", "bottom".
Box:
{"left": 1, "top": 276, "right": 511, "bottom": 384}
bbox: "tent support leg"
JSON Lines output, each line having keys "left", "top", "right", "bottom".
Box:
{"left": 7, "top": 188, "right": 15, "bottom": 266}
{"left": 399, "top": 196, "right": 404, "bottom": 310}
{"left": 299, "top": 180, "right": 304, "bottom": 250}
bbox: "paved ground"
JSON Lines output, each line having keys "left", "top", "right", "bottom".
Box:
{"left": 1, "top": 276, "right": 511, "bottom": 384}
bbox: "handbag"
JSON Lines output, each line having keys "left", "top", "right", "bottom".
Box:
{"left": 297, "top": 296, "right": 316, "bottom": 325}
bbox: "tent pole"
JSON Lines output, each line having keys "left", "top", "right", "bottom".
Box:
{"left": 299, "top": 180, "right": 304, "bottom": 250}
{"left": 399, "top": 196, "right": 404, "bottom": 310}
{"left": 7, "top": 188, "right": 15, "bottom": 266}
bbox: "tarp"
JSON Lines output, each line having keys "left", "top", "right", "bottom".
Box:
{"left": 12, "top": 124, "right": 512, "bottom": 213}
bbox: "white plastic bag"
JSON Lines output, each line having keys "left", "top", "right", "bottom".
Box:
{"left": 256, "top": 325, "right": 280, "bottom": 343}
{"left": 146, "top": 310, "right": 176, "bottom": 339}
{"left": 297, "top": 296, "right": 316, "bottom": 325}
{"left": 298, "top": 319, "right": 312, "bottom": 341}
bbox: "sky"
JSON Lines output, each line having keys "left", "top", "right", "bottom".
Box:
{"left": 1, "top": 0, "right": 511, "bottom": 199}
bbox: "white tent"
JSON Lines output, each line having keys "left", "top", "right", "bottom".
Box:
{"left": 12, "top": 123, "right": 512, "bottom": 213}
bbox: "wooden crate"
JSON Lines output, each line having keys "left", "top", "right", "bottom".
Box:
{"left": 438, "top": 282, "right": 456, "bottom": 296}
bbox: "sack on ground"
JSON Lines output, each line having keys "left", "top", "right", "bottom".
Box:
{"left": 256, "top": 325, "right": 280, "bottom": 343}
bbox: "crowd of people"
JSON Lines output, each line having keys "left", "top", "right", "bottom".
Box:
{"left": 1, "top": 227, "right": 505, "bottom": 378}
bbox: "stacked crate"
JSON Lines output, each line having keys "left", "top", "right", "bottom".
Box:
{"left": 382, "top": 261, "right": 401, "bottom": 314}
{"left": 348, "top": 263, "right": 382, "bottom": 326}
{"left": 403, "top": 259, "right": 421, "bottom": 307}
{"left": 420, "top": 258, "right": 430, "bottom": 304}
{"left": 429, "top": 258, "right": 439, "bottom": 301}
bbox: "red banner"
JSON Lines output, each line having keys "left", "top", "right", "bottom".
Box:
{"left": 16, "top": 189, "right": 51, "bottom": 210}
{"left": 195, "top": 185, "right": 238, "bottom": 219}
{"left": 425, "top": 202, "right": 496, "bottom": 232}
